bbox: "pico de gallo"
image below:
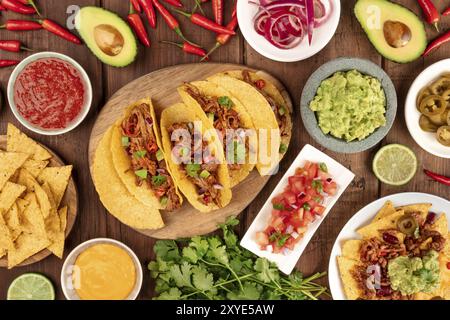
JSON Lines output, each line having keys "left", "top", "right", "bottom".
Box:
{"left": 255, "top": 161, "right": 338, "bottom": 254}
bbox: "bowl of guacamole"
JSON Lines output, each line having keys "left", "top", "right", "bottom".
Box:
{"left": 301, "top": 58, "right": 397, "bottom": 153}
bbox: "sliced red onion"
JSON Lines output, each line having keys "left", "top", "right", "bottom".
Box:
{"left": 291, "top": 231, "right": 299, "bottom": 239}
{"left": 266, "top": 244, "right": 273, "bottom": 253}
{"left": 156, "top": 168, "right": 166, "bottom": 174}
{"left": 213, "top": 184, "right": 224, "bottom": 190}
{"left": 286, "top": 225, "right": 294, "bottom": 234}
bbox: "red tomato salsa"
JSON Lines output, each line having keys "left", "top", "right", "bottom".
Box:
{"left": 256, "top": 161, "right": 338, "bottom": 254}
{"left": 14, "top": 58, "right": 86, "bottom": 130}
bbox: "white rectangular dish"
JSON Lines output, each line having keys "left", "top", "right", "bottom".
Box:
{"left": 240, "top": 144, "right": 355, "bottom": 274}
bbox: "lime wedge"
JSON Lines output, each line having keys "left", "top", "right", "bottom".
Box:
{"left": 7, "top": 273, "right": 55, "bottom": 300}
{"left": 373, "top": 144, "right": 417, "bottom": 186}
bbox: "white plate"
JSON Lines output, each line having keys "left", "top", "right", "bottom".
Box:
{"left": 240, "top": 144, "right": 354, "bottom": 275}
{"left": 405, "top": 59, "right": 450, "bottom": 158}
{"left": 329, "top": 192, "right": 450, "bottom": 300}
{"left": 237, "top": 0, "right": 341, "bottom": 62}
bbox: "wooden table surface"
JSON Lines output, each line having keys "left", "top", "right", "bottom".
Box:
{"left": 0, "top": 0, "right": 449, "bottom": 300}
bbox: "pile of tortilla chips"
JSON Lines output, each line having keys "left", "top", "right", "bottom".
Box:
{"left": 0, "top": 124, "right": 73, "bottom": 268}
{"left": 337, "top": 201, "right": 450, "bottom": 300}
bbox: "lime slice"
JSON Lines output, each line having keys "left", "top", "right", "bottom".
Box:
{"left": 373, "top": 144, "right": 417, "bottom": 186}
{"left": 7, "top": 273, "right": 55, "bottom": 300}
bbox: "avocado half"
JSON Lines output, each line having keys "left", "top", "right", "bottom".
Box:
{"left": 354, "top": 0, "right": 427, "bottom": 63}
{"left": 75, "top": 6, "right": 137, "bottom": 67}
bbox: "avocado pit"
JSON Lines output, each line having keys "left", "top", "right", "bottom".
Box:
{"left": 94, "top": 24, "right": 125, "bottom": 56}
{"left": 383, "top": 20, "right": 412, "bottom": 48}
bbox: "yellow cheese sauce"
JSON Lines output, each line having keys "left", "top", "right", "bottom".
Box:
{"left": 73, "top": 244, "right": 136, "bottom": 300}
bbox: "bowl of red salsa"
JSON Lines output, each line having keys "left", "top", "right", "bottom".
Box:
{"left": 7, "top": 52, "right": 92, "bottom": 135}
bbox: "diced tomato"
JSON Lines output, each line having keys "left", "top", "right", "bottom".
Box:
{"left": 304, "top": 210, "right": 315, "bottom": 224}
{"left": 307, "top": 163, "right": 318, "bottom": 179}
{"left": 318, "top": 170, "right": 332, "bottom": 181}
{"left": 288, "top": 210, "right": 303, "bottom": 228}
{"left": 313, "top": 204, "right": 326, "bottom": 216}
{"left": 271, "top": 217, "right": 285, "bottom": 232}
{"left": 283, "top": 191, "right": 296, "bottom": 204}
{"left": 264, "top": 225, "right": 276, "bottom": 235}
{"left": 255, "top": 232, "right": 269, "bottom": 246}
{"left": 324, "top": 181, "right": 337, "bottom": 196}
{"left": 272, "top": 195, "right": 285, "bottom": 206}
{"left": 289, "top": 176, "right": 305, "bottom": 194}
{"left": 285, "top": 237, "right": 297, "bottom": 250}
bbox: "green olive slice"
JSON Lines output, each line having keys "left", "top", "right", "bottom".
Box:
{"left": 436, "top": 126, "right": 450, "bottom": 146}
{"left": 419, "top": 95, "right": 446, "bottom": 116}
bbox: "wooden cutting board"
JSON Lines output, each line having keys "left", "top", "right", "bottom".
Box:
{"left": 88, "top": 63, "right": 292, "bottom": 239}
{"left": 0, "top": 136, "right": 78, "bottom": 268}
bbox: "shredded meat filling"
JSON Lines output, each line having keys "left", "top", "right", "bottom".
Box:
{"left": 122, "top": 103, "right": 181, "bottom": 211}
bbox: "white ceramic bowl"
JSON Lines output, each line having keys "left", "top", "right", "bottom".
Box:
{"left": 61, "top": 238, "right": 143, "bottom": 300}
{"left": 405, "top": 59, "right": 450, "bottom": 159}
{"left": 237, "top": 0, "right": 341, "bottom": 62}
{"left": 7, "top": 51, "right": 92, "bottom": 136}
{"left": 240, "top": 144, "right": 354, "bottom": 275}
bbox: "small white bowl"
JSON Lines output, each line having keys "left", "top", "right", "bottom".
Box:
{"left": 405, "top": 59, "right": 450, "bottom": 159}
{"left": 237, "top": 0, "right": 341, "bottom": 62}
{"left": 7, "top": 51, "right": 92, "bottom": 136}
{"left": 61, "top": 238, "right": 143, "bottom": 300}
{"left": 240, "top": 144, "right": 354, "bottom": 275}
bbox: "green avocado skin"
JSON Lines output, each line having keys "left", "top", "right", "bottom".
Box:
{"left": 354, "top": 0, "right": 427, "bottom": 64}
{"left": 76, "top": 6, "right": 138, "bottom": 68}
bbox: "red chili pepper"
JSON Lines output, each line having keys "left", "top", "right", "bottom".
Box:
{"left": 174, "top": 9, "right": 235, "bottom": 35}
{"left": 153, "top": 0, "right": 190, "bottom": 42}
{"left": 14, "top": 0, "right": 41, "bottom": 16}
{"left": 162, "top": 0, "right": 182, "bottom": 7}
{"left": 0, "top": 59, "right": 20, "bottom": 68}
{"left": 0, "top": 4, "right": 6, "bottom": 10}
{"left": 417, "top": 0, "right": 440, "bottom": 31}
{"left": 0, "top": 19, "right": 42, "bottom": 31}
{"left": 131, "top": 0, "right": 142, "bottom": 13}
{"left": 0, "top": 40, "right": 31, "bottom": 52}
{"left": 212, "top": 0, "right": 223, "bottom": 25}
{"left": 447, "top": 262, "right": 450, "bottom": 270}
{"left": 423, "top": 30, "right": 450, "bottom": 56}
{"left": 201, "top": 14, "right": 238, "bottom": 61}
{"left": 139, "top": 0, "right": 156, "bottom": 28}
{"left": 424, "top": 169, "right": 450, "bottom": 186}
{"left": 38, "top": 19, "right": 82, "bottom": 45}
{"left": 161, "top": 40, "right": 208, "bottom": 59}
{"left": 0, "top": 0, "right": 35, "bottom": 15}
{"left": 127, "top": 5, "right": 151, "bottom": 47}
{"left": 443, "top": 7, "right": 450, "bottom": 16}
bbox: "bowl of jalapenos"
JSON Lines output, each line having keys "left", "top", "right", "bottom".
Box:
{"left": 405, "top": 59, "right": 450, "bottom": 158}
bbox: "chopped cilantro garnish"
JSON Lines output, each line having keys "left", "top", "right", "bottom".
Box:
{"left": 312, "top": 180, "right": 323, "bottom": 193}
{"left": 273, "top": 203, "right": 284, "bottom": 210}
{"left": 303, "top": 203, "right": 311, "bottom": 211}
{"left": 152, "top": 175, "right": 167, "bottom": 186}
{"left": 121, "top": 136, "right": 130, "bottom": 147}
{"left": 218, "top": 96, "right": 233, "bottom": 109}
{"left": 319, "top": 162, "right": 328, "bottom": 173}
{"left": 160, "top": 196, "right": 168, "bottom": 207}
{"left": 156, "top": 149, "right": 164, "bottom": 161}
{"left": 279, "top": 143, "right": 288, "bottom": 154}
{"left": 186, "top": 163, "right": 201, "bottom": 177}
{"left": 135, "top": 169, "right": 148, "bottom": 179}
{"left": 134, "top": 150, "right": 147, "bottom": 159}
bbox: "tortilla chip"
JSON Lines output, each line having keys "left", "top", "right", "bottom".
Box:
{"left": 337, "top": 256, "right": 364, "bottom": 300}
{"left": 92, "top": 127, "right": 164, "bottom": 230}
{"left": 37, "top": 165, "right": 72, "bottom": 208}
{"left": 6, "top": 123, "right": 52, "bottom": 161}
{"left": 0, "top": 152, "right": 29, "bottom": 191}
{"left": 4, "top": 203, "right": 22, "bottom": 241}
{"left": 357, "top": 210, "right": 406, "bottom": 240}
{"left": 342, "top": 240, "right": 362, "bottom": 261}
{"left": 17, "top": 169, "right": 52, "bottom": 219}
{"left": 22, "top": 159, "right": 49, "bottom": 178}
{"left": 208, "top": 74, "right": 281, "bottom": 176}
{"left": 0, "top": 214, "right": 14, "bottom": 252}
{"left": 0, "top": 249, "right": 5, "bottom": 259}
{"left": 21, "top": 193, "right": 47, "bottom": 237}
{"left": 396, "top": 203, "right": 432, "bottom": 215}
{"left": 372, "top": 200, "right": 396, "bottom": 222}
{"left": 41, "top": 182, "right": 61, "bottom": 257}
{"left": 7, "top": 233, "right": 50, "bottom": 269}
{"left": 47, "top": 206, "right": 67, "bottom": 259}
{"left": 160, "top": 103, "right": 232, "bottom": 212}
{"left": 0, "top": 182, "right": 26, "bottom": 214}
{"left": 430, "top": 214, "right": 448, "bottom": 237}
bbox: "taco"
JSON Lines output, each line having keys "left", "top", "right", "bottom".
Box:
{"left": 160, "top": 103, "right": 232, "bottom": 212}
{"left": 92, "top": 127, "right": 164, "bottom": 230}
{"left": 178, "top": 81, "right": 256, "bottom": 187}
{"left": 111, "top": 99, "right": 182, "bottom": 211}
{"left": 208, "top": 70, "right": 292, "bottom": 173}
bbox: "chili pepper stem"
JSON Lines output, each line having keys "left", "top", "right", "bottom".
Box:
{"left": 192, "top": 0, "right": 205, "bottom": 15}
{"left": 433, "top": 22, "right": 439, "bottom": 32}
{"left": 160, "top": 40, "right": 183, "bottom": 48}
{"left": 172, "top": 8, "right": 190, "bottom": 18}
{"left": 21, "top": 45, "right": 33, "bottom": 52}
{"left": 200, "top": 42, "right": 221, "bottom": 62}
{"left": 174, "top": 27, "right": 199, "bottom": 46}
{"left": 29, "top": 0, "right": 41, "bottom": 17}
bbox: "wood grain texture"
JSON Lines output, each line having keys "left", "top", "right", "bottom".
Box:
{"left": 88, "top": 63, "right": 292, "bottom": 239}
{"left": 0, "top": 136, "right": 78, "bottom": 268}
{"left": 0, "top": 0, "right": 448, "bottom": 300}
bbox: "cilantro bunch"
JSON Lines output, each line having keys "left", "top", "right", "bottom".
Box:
{"left": 148, "top": 217, "right": 329, "bottom": 300}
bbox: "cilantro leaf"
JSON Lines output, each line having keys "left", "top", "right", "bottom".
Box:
{"left": 227, "top": 282, "right": 262, "bottom": 300}
{"left": 254, "top": 258, "right": 280, "bottom": 283}
{"left": 155, "top": 288, "right": 182, "bottom": 300}
{"left": 182, "top": 247, "right": 199, "bottom": 264}
{"left": 218, "top": 96, "right": 233, "bottom": 109}
{"left": 192, "top": 267, "right": 215, "bottom": 292}
{"left": 154, "top": 240, "right": 180, "bottom": 262}
{"left": 186, "top": 163, "right": 201, "bottom": 177}
{"left": 169, "top": 262, "right": 193, "bottom": 288}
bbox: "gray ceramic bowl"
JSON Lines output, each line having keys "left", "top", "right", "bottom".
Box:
{"left": 300, "top": 57, "right": 397, "bottom": 154}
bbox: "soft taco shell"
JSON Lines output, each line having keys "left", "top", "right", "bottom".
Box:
{"left": 92, "top": 127, "right": 164, "bottom": 230}
{"left": 207, "top": 74, "right": 280, "bottom": 176}
{"left": 178, "top": 81, "right": 256, "bottom": 187}
{"left": 160, "top": 103, "right": 232, "bottom": 212}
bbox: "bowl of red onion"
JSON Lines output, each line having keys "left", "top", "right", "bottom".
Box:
{"left": 237, "top": 0, "right": 341, "bottom": 62}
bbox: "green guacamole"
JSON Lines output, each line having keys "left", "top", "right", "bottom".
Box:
{"left": 309, "top": 70, "right": 386, "bottom": 142}
{"left": 388, "top": 250, "right": 440, "bottom": 296}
